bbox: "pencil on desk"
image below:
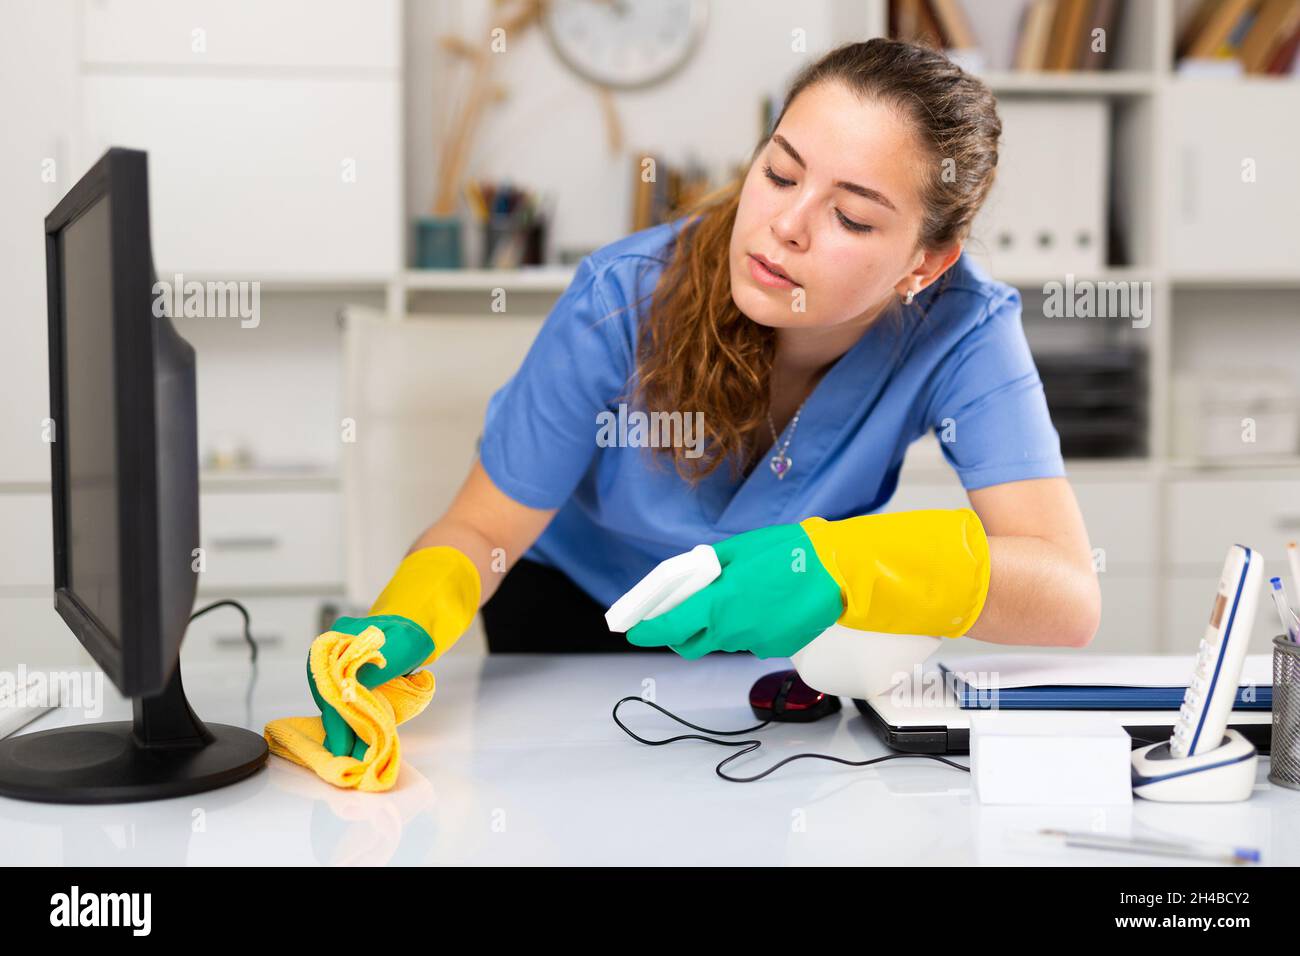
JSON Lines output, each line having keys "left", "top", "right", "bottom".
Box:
{"left": 1288, "top": 542, "right": 1300, "bottom": 609}
{"left": 1036, "top": 828, "right": 1260, "bottom": 865}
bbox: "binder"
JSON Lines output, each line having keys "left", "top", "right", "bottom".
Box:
{"left": 968, "top": 98, "right": 1108, "bottom": 277}
{"left": 939, "top": 653, "right": 1273, "bottom": 710}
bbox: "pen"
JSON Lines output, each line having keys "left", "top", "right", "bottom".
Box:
{"left": 1270, "top": 577, "right": 1300, "bottom": 643}
{"left": 1035, "top": 828, "right": 1260, "bottom": 865}
{"left": 1288, "top": 542, "right": 1300, "bottom": 609}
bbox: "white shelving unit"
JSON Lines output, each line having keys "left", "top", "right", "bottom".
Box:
{"left": 360, "top": 0, "right": 1300, "bottom": 657}
{"left": 4, "top": 0, "right": 1296, "bottom": 664}
{"left": 865, "top": 0, "right": 1300, "bottom": 655}
{"left": 0, "top": 0, "right": 403, "bottom": 666}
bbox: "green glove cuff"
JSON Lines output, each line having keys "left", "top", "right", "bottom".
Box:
{"left": 626, "top": 523, "right": 844, "bottom": 659}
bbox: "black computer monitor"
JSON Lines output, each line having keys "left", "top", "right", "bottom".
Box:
{"left": 0, "top": 148, "right": 266, "bottom": 803}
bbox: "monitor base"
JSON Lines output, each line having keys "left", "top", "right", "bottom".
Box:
{"left": 0, "top": 661, "right": 267, "bottom": 804}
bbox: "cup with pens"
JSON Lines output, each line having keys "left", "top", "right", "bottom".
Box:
{"left": 465, "top": 179, "right": 550, "bottom": 269}
{"left": 1268, "top": 542, "right": 1300, "bottom": 790}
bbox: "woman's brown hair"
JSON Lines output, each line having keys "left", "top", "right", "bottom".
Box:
{"left": 631, "top": 37, "right": 1002, "bottom": 483}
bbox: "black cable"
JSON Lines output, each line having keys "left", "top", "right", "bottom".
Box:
{"left": 613, "top": 695, "right": 970, "bottom": 783}
{"left": 189, "top": 598, "right": 257, "bottom": 662}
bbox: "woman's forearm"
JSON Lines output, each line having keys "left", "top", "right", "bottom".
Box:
{"left": 406, "top": 518, "right": 507, "bottom": 606}
{"left": 962, "top": 535, "right": 1101, "bottom": 647}
{"left": 398, "top": 462, "right": 559, "bottom": 609}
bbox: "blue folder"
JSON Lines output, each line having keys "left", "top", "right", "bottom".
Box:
{"left": 939, "top": 662, "right": 1272, "bottom": 711}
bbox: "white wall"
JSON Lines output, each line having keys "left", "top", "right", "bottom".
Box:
{"left": 404, "top": 0, "right": 874, "bottom": 260}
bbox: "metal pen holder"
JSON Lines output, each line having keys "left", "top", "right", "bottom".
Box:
{"left": 1270, "top": 634, "right": 1300, "bottom": 790}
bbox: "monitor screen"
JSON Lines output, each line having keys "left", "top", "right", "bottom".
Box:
{"left": 59, "top": 195, "right": 122, "bottom": 643}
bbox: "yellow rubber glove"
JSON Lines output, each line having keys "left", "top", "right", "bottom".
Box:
{"left": 314, "top": 545, "right": 481, "bottom": 756}
{"left": 800, "top": 508, "right": 990, "bottom": 638}
{"left": 264, "top": 545, "right": 481, "bottom": 790}
{"left": 626, "top": 508, "right": 990, "bottom": 660}
{"left": 366, "top": 545, "right": 482, "bottom": 665}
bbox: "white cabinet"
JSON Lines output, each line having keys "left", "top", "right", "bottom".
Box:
{"left": 1166, "top": 81, "right": 1300, "bottom": 278}
{"left": 76, "top": 0, "right": 401, "bottom": 277}
{"left": 1165, "top": 478, "right": 1300, "bottom": 574}
{"left": 0, "top": 494, "right": 53, "bottom": 589}
{"left": 1073, "top": 478, "right": 1159, "bottom": 652}
{"left": 1072, "top": 479, "right": 1159, "bottom": 570}
{"left": 180, "top": 594, "right": 339, "bottom": 663}
{"left": 198, "top": 489, "right": 343, "bottom": 592}
{"left": 1088, "top": 574, "right": 1156, "bottom": 653}
{"left": 0, "top": 0, "right": 78, "bottom": 484}
{"left": 81, "top": 0, "right": 400, "bottom": 69}
{"left": 0, "top": 595, "right": 93, "bottom": 668}
{"left": 1164, "top": 576, "right": 1281, "bottom": 659}
{"left": 883, "top": 468, "right": 1160, "bottom": 651}
{"left": 342, "top": 309, "right": 544, "bottom": 603}
{"left": 80, "top": 78, "right": 400, "bottom": 277}
{"left": 1163, "top": 476, "right": 1300, "bottom": 655}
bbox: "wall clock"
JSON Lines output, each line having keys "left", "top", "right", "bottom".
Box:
{"left": 542, "top": 0, "right": 709, "bottom": 90}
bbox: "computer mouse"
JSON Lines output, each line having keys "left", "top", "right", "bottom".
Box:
{"left": 749, "top": 669, "right": 841, "bottom": 722}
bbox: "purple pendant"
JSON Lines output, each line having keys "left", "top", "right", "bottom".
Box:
{"left": 769, "top": 454, "right": 792, "bottom": 479}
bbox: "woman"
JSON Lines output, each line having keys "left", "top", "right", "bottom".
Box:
{"left": 313, "top": 39, "right": 1100, "bottom": 756}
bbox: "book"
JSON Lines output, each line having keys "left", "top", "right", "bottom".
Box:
{"left": 1078, "top": 0, "right": 1121, "bottom": 71}
{"left": 1045, "top": 0, "right": 1092, "bottom": 70}
{"left": 891, "top": 0, "right": 947, "bottom": 50}
{"left": 1266, "top": 20, "right": 1300, "bottom": 71}
{"left": 930, "top": 0, "right": 978, "bottom": 50}
{"left": 1014, "top": 0, "right": 1059, "bottom": 70}
{"left": 1184, "top": 0, "right": 1258, "bottom": 60}
{"left": 1240, "top": 0, "right": 1300, "bottom": 72}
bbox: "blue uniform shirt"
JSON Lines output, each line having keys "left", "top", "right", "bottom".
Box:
{"left": 480, "top": 219, "right": 1064, "bottom": 608}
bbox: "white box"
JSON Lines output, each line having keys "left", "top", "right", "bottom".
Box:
{"left": 970, "top": 711, "right": 1133, "bottom": 805}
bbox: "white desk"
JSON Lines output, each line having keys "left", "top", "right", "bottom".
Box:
{"left": 3, "top": 652, "right": 1299, "bottom": 866}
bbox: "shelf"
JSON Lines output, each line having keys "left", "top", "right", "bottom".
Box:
{"left": 1171, "top": 273, "right": 1300, "bottom": 290}
{"left": 154, "top": 272, "right": 391, "bottom": 293}
{"left": 401, "top": 266, "right": 576, "bottom": 293}
{"left": 1164, "top": 457, "right": 1300, "bottom": 475}
{"left": 979, "top": 70, "right": 1157, "bottom": 96}
{"left": 995, "top": 266, "right": 1159, "bottom": 288}
{"left": 200, "top": 467, "right": 340, "bottom": 491}
{"left": 1166, "top": 72, "right": 1300, "bottom": 87}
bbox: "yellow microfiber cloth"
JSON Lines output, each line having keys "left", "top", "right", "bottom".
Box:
{"left": 263, "top": 627, "right": 434, "bottom": 792}
{"left": 263, "top": 546, "right": 480, "bottom": 793}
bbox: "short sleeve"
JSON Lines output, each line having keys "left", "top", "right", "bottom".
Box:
{"left": 478, "top": 256, "right": 635, "bottom": 509}
{"left": 923, "top": 288, "right": 1065, "bottom": 491}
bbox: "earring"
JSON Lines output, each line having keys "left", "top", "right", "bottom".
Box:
{"left": 903, "top": 288, "right": 916, "bottom": 305}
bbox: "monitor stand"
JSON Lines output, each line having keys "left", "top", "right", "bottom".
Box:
{"left": 0, "top": 661, "right": 267, "bottom": 804}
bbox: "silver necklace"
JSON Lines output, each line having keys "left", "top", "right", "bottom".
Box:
{"left": 765, "top": 400, "right": 806, "bottom": 480}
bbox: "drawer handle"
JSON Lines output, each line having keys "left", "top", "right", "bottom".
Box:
{"left": 210, "top": 535, "right": 281, "bottom": 551}
{"left": 214, "top": 633, "right": 283, "bottom": 648}
{"left": 1276, "top": 516, "right": 1300, "bottom": 532}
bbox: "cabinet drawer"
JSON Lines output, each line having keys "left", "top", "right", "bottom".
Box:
{"left": 81, "top": 75, "right": 399, "bottom": 276}
{"left": 0, "top": 596, "right": 93, "bottom": 668}
{"left": 198, "top": 491, "right": 342, "bottom": 590}
{"left": 1091, "top": 574, "right": 1157, "bottom": 653}
{"left": 1166, "top": 478, "right": 1300, "bottom": 571}
{"left": 181, "top": 594, "right": 342, "bottom": 663}
{"left": 1167, "top": 83, "right": 1300, "bottom": 277}
{"left": 1072, "top": 480, "right": 1157, "bottom": 570}
{"left": 885, "top": 477, "right": 1157, "bottom": 572}
{"left": 0, "top": 493, "right": 53, "bottom": 589}
{"left": 82, "top": 0, "right": 400, "bottom": 69}
{"left": 1164, "top": 576, "right": 1281, "bottom": 659}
